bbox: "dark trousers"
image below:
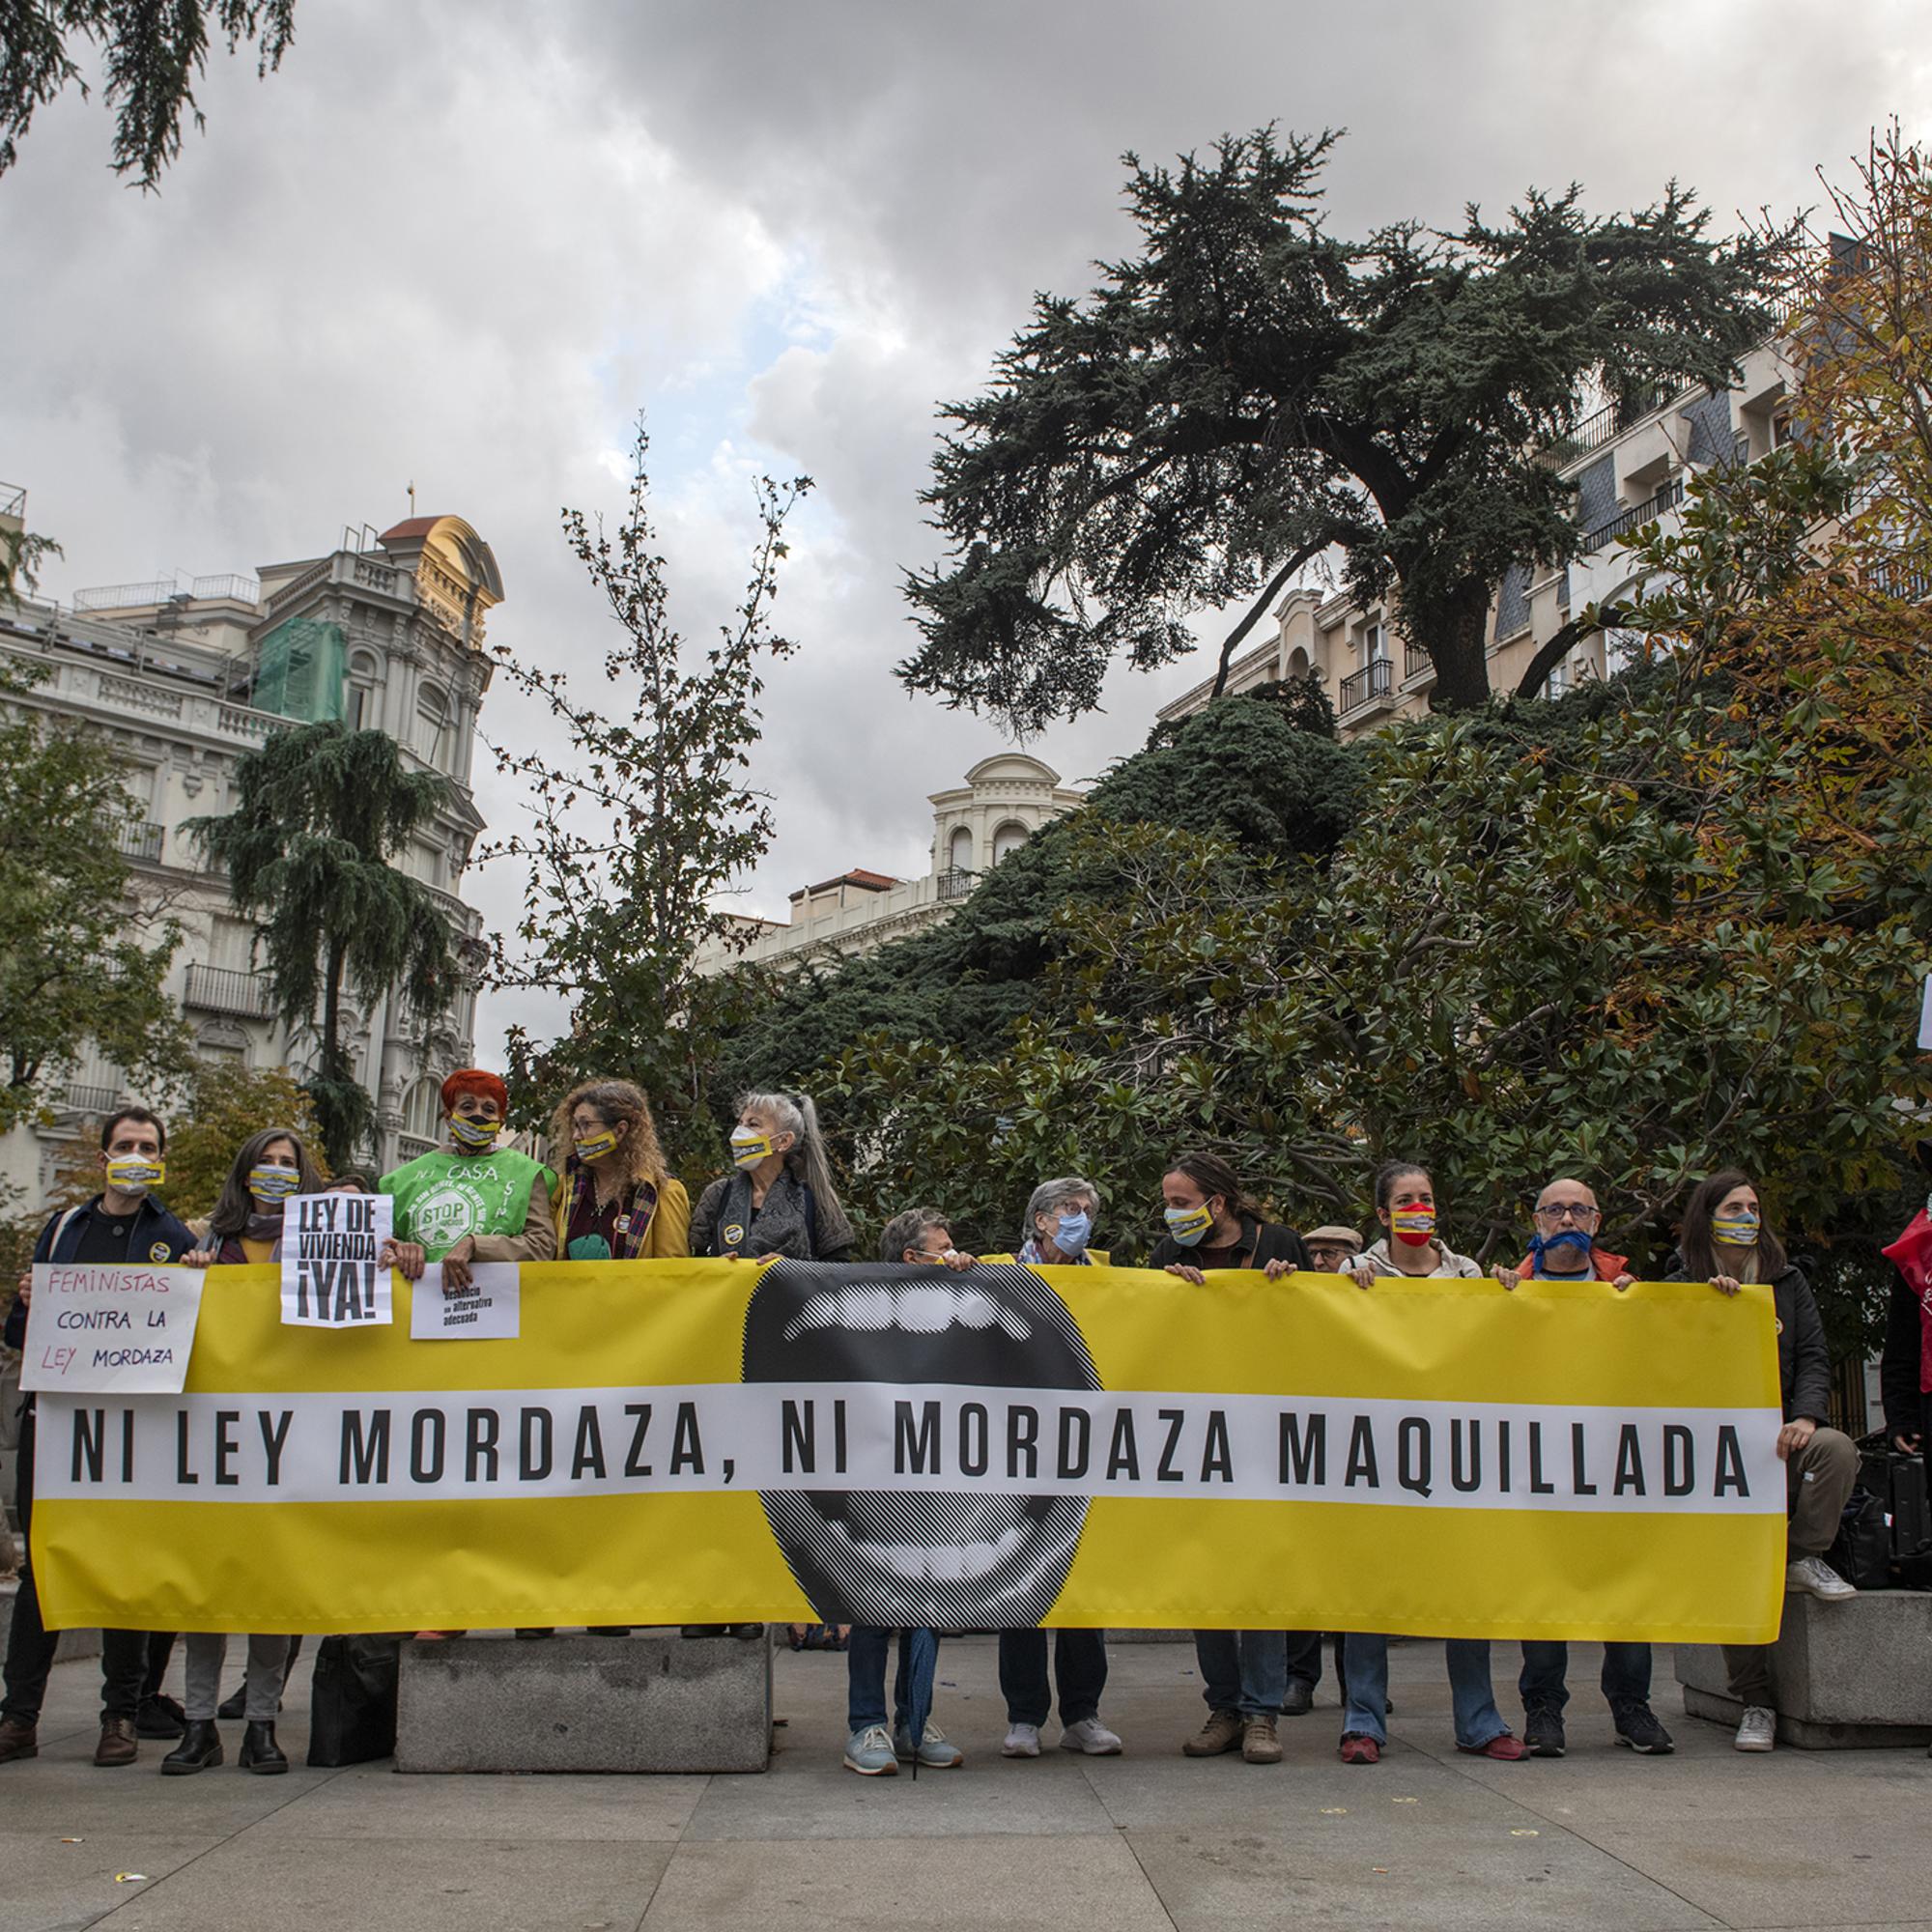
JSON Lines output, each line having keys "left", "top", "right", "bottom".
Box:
{"left": 998, "top": 1628, "right": 1108, "bottom": 1727}
{"left": 1, "top": 1405, "right": 151, "bottom": 1726}
{"left": 1285, "top": 1628, "right": 1323, "bottom": 1689}
{"left": 1519, "top": 1639, "right": 1652, "bottom": 1714}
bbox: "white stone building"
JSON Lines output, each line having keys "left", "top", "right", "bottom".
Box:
{"left": 0, "top": 500, "right": 504, "bottom": 1202}
{"left": 1157, "top": 334, "right": 1801, "bottom": 742}
{"left": 694, "top": 752, "right": 1086, "bottom": 974}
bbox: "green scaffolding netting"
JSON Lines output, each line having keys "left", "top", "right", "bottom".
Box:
{"left": 253, "top": 616, "right": 346, "bottom": 723}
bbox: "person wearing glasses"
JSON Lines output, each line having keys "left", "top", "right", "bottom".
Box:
{"left": 1496, "top": 1177, "right": 1674, "bottom": 1759}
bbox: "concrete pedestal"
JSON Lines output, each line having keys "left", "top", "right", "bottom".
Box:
{"left": 395, "top": 1628, "right": 772, "bottom": 1774}
{"left": 1676, "top": 1589, "right": 1932, "bottom": 1747}
{"left": 0, "top": 1582, "right": 102, "bottom": 1676}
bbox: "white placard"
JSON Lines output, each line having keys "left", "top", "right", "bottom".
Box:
{"left": 281, "top": 1193, "right": 393, "bottom": 1327}
{"left": 409, "top": 1262, "right": 521, "bottom": 1342}
{"left": 20, "top": 1262, "right": 206, "bottom": 1394}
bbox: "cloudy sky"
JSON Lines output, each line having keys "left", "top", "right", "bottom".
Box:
{"left": 3, "top": 0, "right": 1926, "bottom": 1055}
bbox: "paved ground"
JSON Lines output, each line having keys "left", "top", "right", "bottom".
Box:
{"left": 3, "top": 1634, "right": 1928, "bottom": 1931}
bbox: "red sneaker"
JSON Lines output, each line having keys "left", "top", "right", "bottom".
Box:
{"left": 1459, "top": 1733, "right": 1530, "bottom": 1761}
{"left": 1339, "top": 1734, "right": 1381, "bottom": 1765}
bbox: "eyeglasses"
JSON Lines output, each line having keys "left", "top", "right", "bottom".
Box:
{"left": 1534, "top": 1203, "right": 1600, "bottom": 1225}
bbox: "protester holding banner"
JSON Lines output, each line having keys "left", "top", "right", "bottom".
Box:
{"left": 1336, "top": 1161, "right": 1528, "bottom": 1764}
{"left": 547, "top": 1079, "right": 691, "bottom": 1261}
{"left": 1146, "top": 1153, "right": 1316, "bottom": 1758}
{"left": 378, "top": 1069, "right": 557, "bottom": 1290}
{"left": 840, "top": 1208, "right": 973, "bottom": 1776}
{"left": 690, "top": 1091, "right": 854, "bottom": 1263}
{"left": 181, "top": 1127, "right": 325, "bottom": 1265}
{"left": 1879, "top": 1161, "right": 1932, "bottom": 1477}
{"left": 985, "top": 1177, "right": 1124, "bottom": 1759}
{"left": 1497, "top": 1178, "right": 1673, "bottom": 1757}
{"left": 1669, "top": 1169, "right": 1858, "bottom": 1752}
{"left": 0, "top": 1107, "right": 192, "bottom": 1771}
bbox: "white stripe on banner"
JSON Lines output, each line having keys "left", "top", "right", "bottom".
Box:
{"left": 35, "top": 1383, "right": 1786, "bottom": 1515}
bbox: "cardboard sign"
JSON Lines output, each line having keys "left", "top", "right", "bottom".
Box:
{"left": 21, "top": 1262, "right": 206, "bottom": 1394}
{"left": 409, "top": 1262, "right": 521, "bottom": 1342}
{"left": 281, "top": 1193, "right": 394, "bottom": 1327}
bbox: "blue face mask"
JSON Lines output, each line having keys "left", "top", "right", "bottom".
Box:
{"left": 1055, "top": 1209, "right": 1093, "bottom": 1257}
{"left": 1528, "top": 1229, "right": 1593, "bottom": 1274}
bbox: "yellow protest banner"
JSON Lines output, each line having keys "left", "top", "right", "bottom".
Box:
{"left": 30, "top": 1258, "right": 1786, "bottom": 1642}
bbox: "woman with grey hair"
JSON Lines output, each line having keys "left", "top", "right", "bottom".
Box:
{"left": 689, "top": 1091, "right": 855, "bottom": 1262}
{"left": 994, "top": 1173, "right": 1122, "bottom": 1758}
{"left": 1013, "top": 1175, "right": 1104, "bottom": 1266}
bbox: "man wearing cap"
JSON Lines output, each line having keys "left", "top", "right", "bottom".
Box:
{"left": 379, "top": 1069, "right": 557, "bottom": 1289}
{"left": 1497, "top": 1176, "right": 1673, "bottom": 1758}
{"left": 1304, "top": 1227, "right": 1364, "bottom": 1275}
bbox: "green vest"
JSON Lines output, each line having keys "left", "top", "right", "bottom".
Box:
{"left": 379, "top": 1148, "right": 554, "bottom": 1259}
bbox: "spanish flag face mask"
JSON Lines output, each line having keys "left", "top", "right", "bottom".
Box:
{"left": 1390, "top": 1203, "right": 1436, "bottom": 1247}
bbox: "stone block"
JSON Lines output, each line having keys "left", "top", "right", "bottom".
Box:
{"left": 395, "top": 1628, "right": 771, "bottom": 1775}
{"left": 1675, "top": 1588, "right": 1932, "bottom": 1747}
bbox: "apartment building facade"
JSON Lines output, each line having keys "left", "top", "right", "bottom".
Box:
{"left": 0, "top": 500, "right": 503, "bottom": 1201}
{"left": 1158, "top": 336, "right": 1799, "bottom": 741}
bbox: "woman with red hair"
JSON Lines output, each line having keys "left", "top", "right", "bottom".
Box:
{"left": 378, "top": 1069, "right": 556, "bottom": 1289}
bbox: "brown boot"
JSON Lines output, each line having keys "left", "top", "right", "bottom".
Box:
{"left": 1241, "top": 1715, "right": 1284, "bottom": 1764}
{"left": 93, "top": 1717, "right": 137, "bottom": 1767}
{"left": 1182, "top": 1708, "right": 1244, "bottom": 1756}
{"left": 0, "top": 1717, "right": 38, "bottom": 1763}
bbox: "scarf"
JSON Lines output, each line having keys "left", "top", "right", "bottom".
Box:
{"left": 710, "top": 1166, "right": 850, "bottom": 1261}
{"left": 558, "top": 1159, "right": 662, "bottom": 1261}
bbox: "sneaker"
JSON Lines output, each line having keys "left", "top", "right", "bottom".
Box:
{"left": 136, "top": 1691, "right": 188, "bottom": 1739}
{"left": 1003, "top": 1721, "right": 1041, "bottom": 1757}
{"left": 1339, "top": 1732, "right": 1380, "bottom": 1764}
{"left": 1182, "top": 1709, "right": 1244, "bottom": 1756}
{"left": 894, "top": 1719, "right": 963, "bottom": 1769}
{"left": 1786, "top": 1556, "right": 1857, "bottom": 1603}
{"left": 1060, "top": 1717, "right": 1122, "bottom": 1755}
{"left": 1612, "top": 1703, "right": 1675, "bottom": 1754}
{"left": 1459, "top": 1732, "right": 1530, "bottom": 1761}
{"left": 1522, "top": 1704, "right": 1566, "bottom": 1758}
{"left": 843, "top": 1723, "right": 898, "bottom": 1776}
{"left": 1241, "top": 1715, "right": 1283, "bottom": 1764}
{"left": 1734, "top": 1705, "right": 1776, "bottom": 1752}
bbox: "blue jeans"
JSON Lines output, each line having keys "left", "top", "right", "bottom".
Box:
{"left": 846, "top": 1627, "right": 935, "bottom": 1733}
{"left": 1343, "top": 1634, "right": 1507, "bottom": 1748}
{"left": 1195, "top": 1630, "right": 1287, "bottom": 1719}
{"left": 1519, "top": 1640, "right": 1651, "bottom": 1714}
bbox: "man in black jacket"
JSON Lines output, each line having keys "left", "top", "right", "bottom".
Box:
{"left": 1, "top": 1107, "right": 194, "bottom": 1770}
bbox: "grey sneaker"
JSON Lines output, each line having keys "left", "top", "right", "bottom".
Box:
{"left": 1002, "top": 1721, "right": 1041, "bottom": 1757}
{"left": 1060, "top": 1717, "right": 1122, "bottom": 1755}
{"left": 1786, "top": 1555, "right": 1856, "bottom": 1602}
{"left": 1734, "top": 1705, "right": 1776, "bottom": 1752}
{"left": 894, "top": 1719, "right": 963, "bottom": 1768}
{"left": 843, "top": 1723, "right": 898, "bottom": 1776}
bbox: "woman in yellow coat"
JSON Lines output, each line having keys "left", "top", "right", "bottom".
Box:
{"left": 549, "top": 1079, "right": 690, "bottom": 1261}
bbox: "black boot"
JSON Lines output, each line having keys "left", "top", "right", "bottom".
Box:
{"left": 238, "top": 1720, "right": 288, "bottom": 1775}
{"left": 217, "top": 1685, "right": 246, "bottom": 1720}
{"left": 161, "top": 1719, "right": 223, "bottom": 1776}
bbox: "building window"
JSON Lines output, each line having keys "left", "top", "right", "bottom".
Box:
{"left": 1362, "top": 622, "right": 1388, "bottom": 667}
{"left": 404, "top": 1077, "right": 441, "bottom": 1142}
{"left": 415, "top": 685, "right": 450, "bottom": 767}
{"left": 992, "top": 820, "right": 1028, "bottom": 865}
{"left": 345, "top": 649, "right": 380, "bottom": 730}
{"left": 948, "top": 826, "right": 974, "bottom": 873}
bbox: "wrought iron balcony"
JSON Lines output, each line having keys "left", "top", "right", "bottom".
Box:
{"left": 116, "top": 820, "right": 164, "bottom": 863}
{"left": 937, "top": 867, "right": 976, "bottom": 903}
{"left": 1580, "top": 477, "right": 1684, "bottom": 555}
{"left": 1403, "top": 642, "right": 1435, "bottom": 685}
{"left": 1338, "top": 656, "right": 1395, "bottom": 714}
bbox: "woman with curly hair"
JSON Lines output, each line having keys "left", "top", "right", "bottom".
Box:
{"left": 548, "top": 1078, "right": 690, "bottom": 1261}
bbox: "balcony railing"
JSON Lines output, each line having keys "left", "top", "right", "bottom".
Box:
{"left": 1338, "top": 656, "right": 1395, "bottom": 714}
{"left": 1403, "top": 641, "right": 1435, "bottom": 684}
{"left": 936, "top": 867, "right": 976, "bottom": 903}
{"left": 184, "top": 963, "right": 274, "bottom": 1019}
{"left": 116, "top": 820, "right": 163, "bottom": 863}
{"left": 63, "top": 1081, "right": 121, "bottom": 1116}
{"left": 1580, "top": 477, "right": 1684, "bottom": 555}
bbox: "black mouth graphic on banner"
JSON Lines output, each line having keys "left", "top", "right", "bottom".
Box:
{"left": 743, "top": 1260, "right": 1101, "bottom": 1629}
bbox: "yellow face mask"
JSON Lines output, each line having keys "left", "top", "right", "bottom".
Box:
{"left": 449, "top": 1115, "right": 499, "bottom": 1150}
{"left": 105, "top": 1155, "right": 165, "bottom": 1196}
{"left": 730, "top": 1128, "right": 775, "bottom": 1171}
{"left": 574, "top": 1128, "right": 620, "bottom": 1163}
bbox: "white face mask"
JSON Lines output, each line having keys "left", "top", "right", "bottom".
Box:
{"left": 730, "top": 1126, "right": 776, "bottom": 1171}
